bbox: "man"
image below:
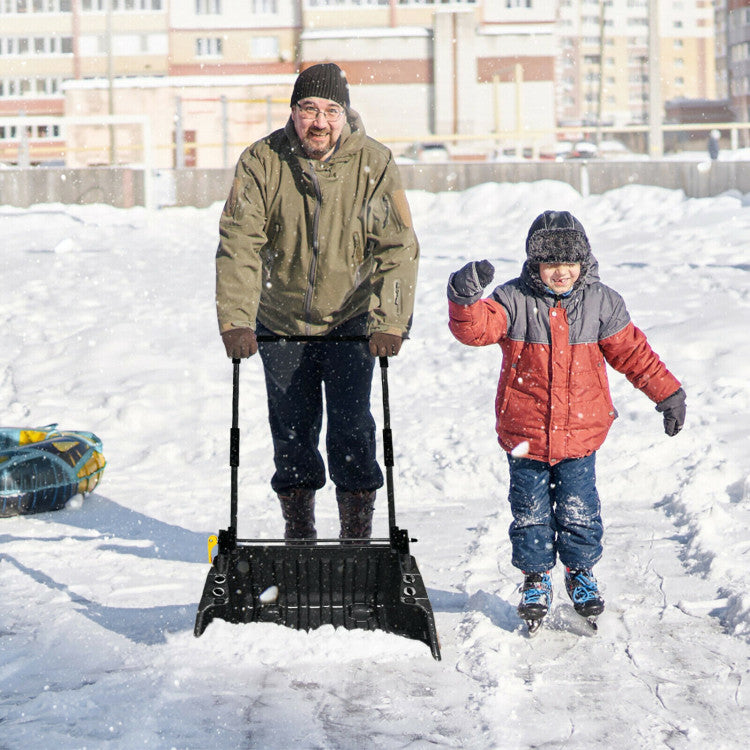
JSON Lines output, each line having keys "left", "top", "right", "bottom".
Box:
{"left": 215, "top": 63, "right": 419, "bottom": 541}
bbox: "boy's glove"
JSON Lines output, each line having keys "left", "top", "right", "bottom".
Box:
{"left": 656, "top": 387, "right": 686, "bottom": 436}
{"left": 447, "top": 260, "right": 495, "bottom": 305}
{"left": 221, "top": 328, "right": 258, "bottom": 359}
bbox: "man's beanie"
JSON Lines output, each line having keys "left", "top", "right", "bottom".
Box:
{"left": 290, "top": 63, "right": 350, "bottom": 109}
{"left": 525, "top": 210, "right": 591, "bottom": 266}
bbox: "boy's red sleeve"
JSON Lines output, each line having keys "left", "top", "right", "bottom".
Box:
{"left": 448, "top": 298, "right": 508, "bottom": 346}
{"left": 599, "top": 322, "right": 681, "bottom": 403}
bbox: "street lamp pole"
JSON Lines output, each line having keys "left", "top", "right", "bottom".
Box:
{"left": 648, "top": 0, "right": 663, "bottom": 157}
{"left": 106, "top": 0, "right": 116, "bottom": 165}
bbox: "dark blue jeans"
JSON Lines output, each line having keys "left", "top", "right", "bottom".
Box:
{"left": 506, "top": 452, "right": 603, "bottom": 573}
{"left": 257, "top": 316, "right": 383, "bottom": 495}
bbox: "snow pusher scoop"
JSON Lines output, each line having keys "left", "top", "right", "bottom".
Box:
{"left": 194, "top": 337, "right": 441, "bottom": 660}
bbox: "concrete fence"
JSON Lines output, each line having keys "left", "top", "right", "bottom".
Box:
{"left": 0, "top": 160, "right": 748, "bottom": 210}
{"left": 397, "top": 160, "right": 750, "bottom": 199}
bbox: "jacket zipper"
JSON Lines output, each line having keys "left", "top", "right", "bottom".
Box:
{"left": 304, "top": 162, "right": 323, "bottom": 335}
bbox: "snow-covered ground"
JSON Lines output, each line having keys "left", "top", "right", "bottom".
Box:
{"left": 2, "top": 179, "right": 749, "bottom": 748}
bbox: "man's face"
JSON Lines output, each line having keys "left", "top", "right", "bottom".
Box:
{"left": 291, "top": 97, "right": 346, "bottom": 160}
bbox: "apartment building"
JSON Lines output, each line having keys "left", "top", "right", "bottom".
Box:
{"left": 2, "top": 0, "right": 557, "bottom": 165}
{"left": 0, "top": 0, "right": 730, "bottom": 166}
{"left": 557, "top": 0, "right": 716, "bottom": 127}
{"left": 722, "top": 0, "right": 750, "bottom": 122}
{"left": 298, "top": 0, "right": 557, "bottom": 140}
{"left": 168, "top": 0, "right": 299, "bottom": 76}
{"left": 0, "top": 0, "right": 168, "bottom": 163}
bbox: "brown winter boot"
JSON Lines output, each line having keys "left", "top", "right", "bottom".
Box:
{"left": 336, "top": 489, "right": 375, "bottom": 541}
{"left": 277, "top": 488, "right": 316, "bottom": 541}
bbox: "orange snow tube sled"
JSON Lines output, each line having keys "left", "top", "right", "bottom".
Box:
{"left": 0, "top": 425, "right": 106, "bottom": 517}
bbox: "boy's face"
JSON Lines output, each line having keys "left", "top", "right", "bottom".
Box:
{"left": 538, "top": 262, "right": 581, "bottom": 294}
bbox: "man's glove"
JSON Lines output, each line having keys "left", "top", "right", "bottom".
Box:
{"left": 448, "top": 260, "right": 495, "bottom": 305}
{"left": 221, "top": 328, "right": 258, "bottom": 359}
{"left": 369, "top": 332, "right": 402, "bottom": 357}
{"left": 656, "top": 387, "right": 686, "bottom": 436}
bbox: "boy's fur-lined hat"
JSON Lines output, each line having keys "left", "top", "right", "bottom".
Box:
{"left": 525, "top": 210, "right": 591, "bottom": 267}
{"left": 290, "top": 63, "right": 350, "bottom": 109}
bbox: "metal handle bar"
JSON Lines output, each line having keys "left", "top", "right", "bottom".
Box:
{"left": 226, "top": 336, "right": 407, "bottom": 552}
{"left": 254, "top": 334, "right": 369, "bottom": 343}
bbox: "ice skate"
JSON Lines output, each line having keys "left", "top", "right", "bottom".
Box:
{"left": 564, "top": 568, "right": 604, "bottom": 629}
{"left": 518, "top": 571, "right": 552, "bottom": 635}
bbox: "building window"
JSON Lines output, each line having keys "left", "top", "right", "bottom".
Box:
{"left": 196, "top": 0, "right": 221, "bottom": 12}
{"left": 0, "top": 121, "right": 62, "bottom": 138}
{"left": 0, "top": 75, "right": 59, "bottom": 97}
{"left": 0, "top": 0, "right": 71, "bottom": 10}
{"left": 196, "top": 37, "right": 223, "bottom": 57}
{"left": 308, "top": 0, "right": 475, "bottom": 5}
{"left": 251, "top": 35, "right": 279, "bottom": 58}
{"left": 107, "top": 0, "right": 162, "bottom": 9}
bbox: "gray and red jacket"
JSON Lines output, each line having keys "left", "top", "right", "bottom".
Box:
{"left": 448, "top": 259, "right": 681, "bottom": 464}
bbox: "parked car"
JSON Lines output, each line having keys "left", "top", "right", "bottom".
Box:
{"left": 595, "top": 139, "right": 646, "bottom": 160}
{"left": 563, "top": 140, "right": 599, "bottom": 160}
{"left": 398, "top": 142, "right": 451, "bottom": 163}
{"left": 558, "top": 139, "right": 644, "bottom": 161}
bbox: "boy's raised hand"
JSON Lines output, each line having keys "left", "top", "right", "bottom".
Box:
{"left": 656, "top": 387, "right": 686, "bottom": 436}
{"left": 448, "top": 260, "right": 495, "bottom": 305}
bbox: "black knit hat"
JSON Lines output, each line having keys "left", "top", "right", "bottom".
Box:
{"left": 525, "top": 210, "right": 591, "bottom": 266}
{"left": 290, "top": 63, "right": 350, "bottom": 109}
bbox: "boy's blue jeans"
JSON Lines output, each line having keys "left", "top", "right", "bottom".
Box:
{"left": 506, "top": 452, "right": 603, "bottom": 573}
{"left": 257, "top": 315, "right": 383, "bottom": 496}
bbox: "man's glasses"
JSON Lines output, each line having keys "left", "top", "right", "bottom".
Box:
{"left": 296, "top": 103, "right": 345, "bottom": 122}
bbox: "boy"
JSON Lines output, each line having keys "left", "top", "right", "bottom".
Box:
{"left": 447, "top": 210, "right": 685, "bottom": 632}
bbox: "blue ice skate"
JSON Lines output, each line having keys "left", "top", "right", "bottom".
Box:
{"left": 564, "top": 568, "right": 605, "bottom": 625}
{"left": 518, "top": 571, "right": 552, "bottom": 634}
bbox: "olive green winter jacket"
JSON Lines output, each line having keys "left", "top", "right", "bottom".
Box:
{"left": 215, "top": 111, "right": 419, "bottom": 337}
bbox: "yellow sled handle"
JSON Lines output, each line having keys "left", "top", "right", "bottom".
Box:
{"left": 207, "top": 534, "right": 218, "bottom": 563}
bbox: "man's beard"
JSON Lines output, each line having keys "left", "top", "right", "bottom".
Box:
{"left": 301, "top": 127, "right": 334, "bottom": 159}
